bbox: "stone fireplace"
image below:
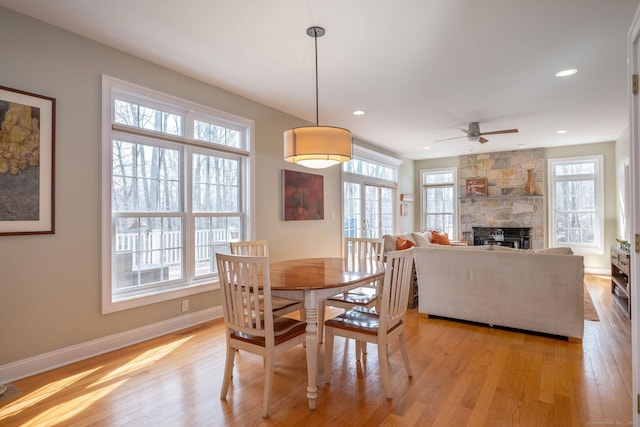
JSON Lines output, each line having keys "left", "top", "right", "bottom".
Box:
{"left": 459, "top": 149, "right": 544, "bottom": 249}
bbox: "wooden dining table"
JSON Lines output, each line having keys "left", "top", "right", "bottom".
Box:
{"left": 269, "top": 257, "right": 385, "bottom": 410}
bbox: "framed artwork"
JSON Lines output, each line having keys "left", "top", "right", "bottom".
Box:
{"left": 282, "top": 169, "right": 324, "bottom": 220}
{"left": 465, "top": 178, "right": 487, "bottom": 197}
{"left": 0, "top": 86, "right": 55, "bottom": 235}
{"left": 400, "top": 203, "right": 408, "bottom": 216}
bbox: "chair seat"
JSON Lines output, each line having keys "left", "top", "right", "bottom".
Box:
{"left": 232, "top": 316, "right": 307, "bottom": 346}
{"left": 326, "top": 288, "right": 377, "bottom": 306}
{"left": 325, "top": 306, "right": 401, "bottom": 335}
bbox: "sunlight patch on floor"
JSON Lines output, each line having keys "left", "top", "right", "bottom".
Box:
{"left": 0, "top": 336, "right": 193, "bottom": 426}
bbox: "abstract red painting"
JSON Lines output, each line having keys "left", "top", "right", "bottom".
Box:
{"left": 282, "top": 169, "right": 324, "bottom": 220}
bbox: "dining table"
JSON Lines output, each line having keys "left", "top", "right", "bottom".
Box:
{"left": 269, "top": 256, "right": 385, "bottom": 410}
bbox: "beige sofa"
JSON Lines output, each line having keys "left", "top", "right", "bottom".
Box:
{"left": 412, "top": 244, "right": 585, "bottom": 341}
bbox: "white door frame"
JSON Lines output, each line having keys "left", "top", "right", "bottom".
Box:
{"left": 627, "top": 5, "right": 640, "bottom": 425}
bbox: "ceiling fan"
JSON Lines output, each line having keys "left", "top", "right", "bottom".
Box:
{"left": 435, "top": 122, "right": 519, "bottom": 144}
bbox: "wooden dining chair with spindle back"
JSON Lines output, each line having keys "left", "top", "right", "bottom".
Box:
{"left": 324, "top": 247, "right": 415, "bottom": 399}
{"left": 216, "top": 252, "right": 307, "bottom": 418}
{"left": 317, "top": 237, "right": 384, "bottom": 343}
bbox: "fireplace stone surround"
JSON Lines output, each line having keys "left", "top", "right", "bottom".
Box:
{"left": 459, "top": 149, "right": 544, "bottom": 249}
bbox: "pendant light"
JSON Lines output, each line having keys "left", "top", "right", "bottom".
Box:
{"left": 284, "top": 26, "right": 352, "bottom": 169}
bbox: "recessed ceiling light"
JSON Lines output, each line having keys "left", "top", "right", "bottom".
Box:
{"left": 517, "top": 144, "right": 525, "bottom": 148}
{"left": 557, "top": 130, "right": 568, "bottom": 134}
{"left": 423, "top": 146, "right": 431, "bottom": 150}
{"left": 555, "top": 69, "right": 578, "bottom": 77}
{"left": 353, "top": 110, "right": 365, "bottom": 116}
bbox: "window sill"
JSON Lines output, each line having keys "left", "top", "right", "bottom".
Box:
{"left": 103, "top": 281, "right": 218, "bottom": 314}
{"left": 459, "top": 195, "right": 543, "bottom": 200}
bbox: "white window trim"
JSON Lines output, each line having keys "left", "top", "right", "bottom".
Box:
{"left": 101, "top": 75, "right": 255, "bottom": 313}
{"left": 352, "top": 144, "right": 403, "bottom": 167}
{"left": 547, "top": 155, "right": 604, "bottom": 255}
{"left": 419, "top": 167, "right": 458, "bottom": 237}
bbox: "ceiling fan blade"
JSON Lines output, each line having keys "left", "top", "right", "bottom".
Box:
{"left": 437, "top": 125, "right": 517, "bottom": 143}
{"left": 434, "top": 135, "right": 468, "bottom": 142}
{"left": 478, "top": 129, "right": 519, "bottom": 136}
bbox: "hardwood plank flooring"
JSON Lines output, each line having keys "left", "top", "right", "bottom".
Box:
{"left": 0, "top": 274, "right": 631, "bottom": 426}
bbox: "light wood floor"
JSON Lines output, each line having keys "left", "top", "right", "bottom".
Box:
{"left": 0, "top": 274, "right": 632, "bottom": 426}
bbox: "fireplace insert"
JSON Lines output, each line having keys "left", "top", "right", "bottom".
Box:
{"left": 472, "top": 227, "right": 530, "bottom": 249}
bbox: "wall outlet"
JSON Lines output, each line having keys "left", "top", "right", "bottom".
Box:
{"left": 181, "top": 299, "right": 189, "bottom": 312}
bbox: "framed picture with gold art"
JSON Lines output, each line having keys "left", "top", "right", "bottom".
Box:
{"left": 0, "top": 85, "right": 56, "bottom": 235}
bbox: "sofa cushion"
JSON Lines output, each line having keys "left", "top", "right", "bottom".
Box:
{"left": 491, "top": 245, "right": 521, "bottom": 252}
{"left": 383, "top": 233, "right": 414, "bottom": 252}
{"left": 532, "top": 247, "right": 574, "bottom": 255}
{"left": 411, "top": 231, "right": 432, "bottom": 247}
{"left": 397, "top": 237, "right": 416, "bottom": 250}
{"left": 462, "top": 244, "right": 494, "bottom": 251}
{"left": 428, "top": 244, "right": 492, "bottom": 251}
{"left": 430, "top": 232, "right": 451, "bottom": 245}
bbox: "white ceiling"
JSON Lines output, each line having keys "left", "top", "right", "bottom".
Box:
{"left": 1, "top": 0, "right": 639, "bottom": 160}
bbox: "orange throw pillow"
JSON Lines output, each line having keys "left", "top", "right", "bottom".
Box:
{"left": 396, "top": 237, "right": 416, "bottom": 250}
{"left": 430, "top": 232, "right": 451, "bottom": 246}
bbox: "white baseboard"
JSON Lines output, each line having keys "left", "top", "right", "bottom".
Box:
{"left": 0, "top": 306, "right": 223, "bottom": 383}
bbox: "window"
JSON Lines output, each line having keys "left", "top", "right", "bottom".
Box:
{"left": 343, "top": 145, "right": 401, "bottom": 239}
{"left": 548, "top": 155, "right": 604, "bottom": 254}
{"left": 102, "top": 76, "right": 254, "bottom": 313}
{"left": 421, "top": 168, "right": 457, "bottom": 238}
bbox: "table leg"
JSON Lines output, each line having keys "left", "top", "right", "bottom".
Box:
{"left": 304, "top": 290, "right": 318, "bottom": 410}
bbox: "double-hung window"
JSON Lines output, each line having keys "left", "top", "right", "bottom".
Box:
{"left": 342, "top": 145, "right": 401, "bottom": 238}
{"left": 548, "top": 155, "right": 603, "bottom": 254}
{"left": 102, "top": 76, "right": 253, "bottom": 313}
{"left": 421, "top": 168, "right": 457, "bottom": 237}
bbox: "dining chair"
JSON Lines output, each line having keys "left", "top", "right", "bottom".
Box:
{"left": 230, "top": 240, "right": 304, "bottom": 318}
{"left": 317, "top": 237, "right": 384, "bottom": 342}
{"left": 216, "top": 252, "right": 307, "bottom": 418}
{"left": 324, "top": 247, "right": 415, "bottom": 399}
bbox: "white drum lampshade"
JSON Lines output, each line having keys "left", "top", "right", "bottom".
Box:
{"left": 284, "top": 126, "right": 352, "bottom": 169}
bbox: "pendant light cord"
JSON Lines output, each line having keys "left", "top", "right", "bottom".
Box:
{"left": 307, "top": 26, "right": 325, "bottom": 126}
{"left": 313, "top": 32, "right": 319, "bottom": 126}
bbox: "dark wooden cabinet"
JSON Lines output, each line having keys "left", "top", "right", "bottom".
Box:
{"left": 611, "top": 246, "right": 631, "bottom": 319}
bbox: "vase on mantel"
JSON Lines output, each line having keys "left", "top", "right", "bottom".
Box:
{"left": 525, "top": 169, "right": 538, "bottom": 195}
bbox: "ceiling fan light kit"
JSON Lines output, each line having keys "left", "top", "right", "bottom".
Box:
{"left": 283, "top": 26, "right": 352, "bottom": 169}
